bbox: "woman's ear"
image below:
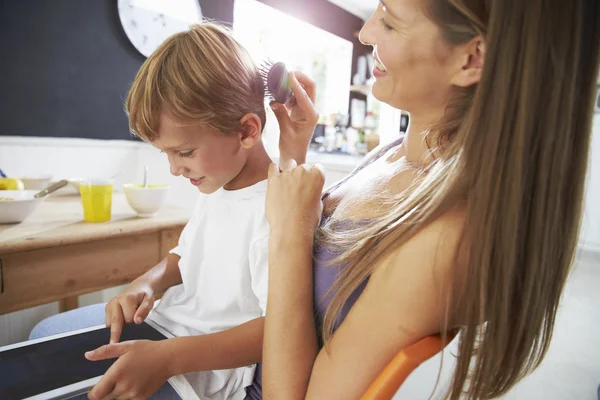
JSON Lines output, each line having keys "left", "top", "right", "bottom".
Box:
{"left": 239, "top": 113, "right": 263, "bottom": 149}
{"left": 450, "top": 37, "right": 486, "bottom": 87}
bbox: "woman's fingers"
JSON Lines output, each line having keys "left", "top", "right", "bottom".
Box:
{"left": 268, "top": 163, "right": 280, "bottom": 179}
{"left": 291, "top": 71, "right": 317, "bottom": 104}
{"left": 282, "top": 159, "right": 298, "bottom": 172}
{"left": 288, "top": 72, "right": 318, "bottom": 120}
{"left": 270, "top": 100, "right": 292, "bottom": 131}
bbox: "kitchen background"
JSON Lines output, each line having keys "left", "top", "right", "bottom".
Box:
{"left": 0, "top": 1, "right": 599, "bottom": 398}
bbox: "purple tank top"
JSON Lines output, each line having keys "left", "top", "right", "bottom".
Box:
{"left": 245, "top": 137, "right": 404, "bottom": 399}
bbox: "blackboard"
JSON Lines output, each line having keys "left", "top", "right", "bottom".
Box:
{"left": 0, "top": 0, "right": 146, "bottom": 140}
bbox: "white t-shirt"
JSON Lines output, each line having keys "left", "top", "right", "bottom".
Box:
{"left": 147, "top": 180, "right": 269, "bottom": 400}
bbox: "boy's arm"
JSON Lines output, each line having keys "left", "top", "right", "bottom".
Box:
{"left": 85, "top": 317, "right": 264, "bottom": 399}
{"left": 106, "top": 253, "right": 182, "bottom": 343}
{"left": 87, "top": 318, "right": 264, "bottom": 375}
{"left": 166, "top": 316, "right": 264, "bottom": 374}
{"left": 139, "top": 252, "right": 183, "bottom": 294}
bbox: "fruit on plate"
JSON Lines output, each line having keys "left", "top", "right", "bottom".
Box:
{"left": 0, "top": 178, "right": 25, "bottom": 190}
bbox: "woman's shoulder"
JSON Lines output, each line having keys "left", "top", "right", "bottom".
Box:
{"left": 377, "top": 208, "right": 466, "bottom": 277}
{"left": 365, "top": 208, "right": 466, "bottom": 331}
{"left": 325, "top": 208, "right": 467, "bottom": 370}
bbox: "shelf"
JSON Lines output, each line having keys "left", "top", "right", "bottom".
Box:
{"left": 350, "top": 85, "right": 371, "bottom": 97}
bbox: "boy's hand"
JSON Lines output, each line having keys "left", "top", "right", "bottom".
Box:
{"left": 85, "top": 340, "right": 173, "bottom": 400}
{"left": 270, "top": 71, "right": 319, "bottom": 165}
{"left": 105, "top": 279, "right": 155, "bottom": 343}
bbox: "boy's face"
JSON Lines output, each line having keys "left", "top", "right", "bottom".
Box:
{"left": 152, "top": 112, "right": 249, "bottom": 194}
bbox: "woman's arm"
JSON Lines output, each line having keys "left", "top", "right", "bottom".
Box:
{"left": 270, "top": 72, "right": 319, "bottom": 166}
{"left": 262, "top": 161, "right": 324, "bottom": 399}
{"left": 303, "top": 212, "right": 463, "bottom": 398}
{"left": 263, "top": 226, "right": 319, "bottom": 399}
{"left": 263, "top": 159, "right": 463, "bottom": 399}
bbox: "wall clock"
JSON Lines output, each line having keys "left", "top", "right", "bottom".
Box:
{"left": 118, "top": 0, "right": 203, "bottom": 57}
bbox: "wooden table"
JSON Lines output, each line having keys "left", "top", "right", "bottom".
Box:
{"left": 0, "top": 194, "right": 190, "bottom": 315}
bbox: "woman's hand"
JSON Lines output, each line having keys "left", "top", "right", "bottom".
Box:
{"left": 270, "top": 72, "right": 319, "bottom": 165}
{"left": 105, "top": 279, "right": 156, "bottom": 343}
{"left": 85, "top": 340, "right": 173, "bottom": 400}
{"left": 266, "top": 160, "right": 325, "bottom": 239}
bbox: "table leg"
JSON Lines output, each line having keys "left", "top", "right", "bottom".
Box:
{"left": 60, "top": 296, "right": 79, "bottom": 312}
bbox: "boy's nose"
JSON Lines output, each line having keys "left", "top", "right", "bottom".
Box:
{"left": 168, "top": 158, "right": 185, "bottom": 177}
{"left": 170, "top": 164, "right": 180, "bottom": 176}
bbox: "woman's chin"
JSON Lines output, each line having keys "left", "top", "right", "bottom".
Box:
{"left": 370, "top": 82, "right": 385, "bottom": 101}
{"left": 371, "top": 83, "right": 413, "bottom": 112}
{"left": 370, "top": 82, "right": 393, "bottom": 106}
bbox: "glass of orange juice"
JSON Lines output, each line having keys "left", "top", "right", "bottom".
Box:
{"left": 79, "top": 179, "right": 114, "bottom": 222}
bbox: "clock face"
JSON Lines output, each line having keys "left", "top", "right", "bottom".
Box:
{"left": 117, "top": 0, "right": 203, "bottom": 57}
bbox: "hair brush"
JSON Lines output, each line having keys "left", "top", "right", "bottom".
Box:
{"left": 259, "top": 60, "right": 295, "bottom": 104}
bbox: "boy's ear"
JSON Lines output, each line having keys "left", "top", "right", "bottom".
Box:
{"left": 239, "top": 113, "right": 262, "bottom": 149}
{"left": 450, "top": 36, "right": 486, "bottom": 88}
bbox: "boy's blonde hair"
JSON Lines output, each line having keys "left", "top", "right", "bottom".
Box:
{"left": 126, "top": 23, "right": 266, "bottom": 141}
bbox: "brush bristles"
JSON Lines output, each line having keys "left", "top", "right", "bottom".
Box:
{"left": 259, "top": 59, "right": 294, "bottom": 103}
{"left": 259, "top": 59, "right": 275, "bottom": 83}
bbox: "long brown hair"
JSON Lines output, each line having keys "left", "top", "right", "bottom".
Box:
{"left": 318, "top": 0, "right": 600, "bottom": 398}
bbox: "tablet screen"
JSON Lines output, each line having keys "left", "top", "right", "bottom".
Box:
{"left": 0, "top": 322, "right": 166, "bottom": 399}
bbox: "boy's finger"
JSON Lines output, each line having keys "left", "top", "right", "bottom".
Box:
{"left": 104, "top": 304, "right": 111, "bottom": 328}
{"left": 134, "top": 296, "right": 154, "bottom": 324}
{"left": 87, "top": 369, "right": 117, "bottom": 400}
{"left": 109, "top": 308, "right": 124, "bottom": 344}
{"left": 85, "top": 342, "right": 129, "bottom": 361}
{"left": 121, "top": 298, "right": 137, "bottom": 324}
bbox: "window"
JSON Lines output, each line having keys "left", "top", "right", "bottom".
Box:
{"left": 233, "top": 0, "right": 353, "bottom": 119}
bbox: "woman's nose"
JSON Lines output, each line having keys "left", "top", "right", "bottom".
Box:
{"left": 359, "top": 13, "right": 377, "bottom": 46}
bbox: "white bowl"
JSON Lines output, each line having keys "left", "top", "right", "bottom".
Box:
{"left": 19, "top": 176, "right": 52, "bottom": 190}
{"left": 123, "top": 184, "right": 169, "bottom": 217}
{"left": 68, "top": 178, "right": 83, "bottom": 191}
{"left": 0, "top": 190, "right": 45, "bottom": 224}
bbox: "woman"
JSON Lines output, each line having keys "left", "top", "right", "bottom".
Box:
{"left": 252, "top": 0, "right": 600, "bottom": 399}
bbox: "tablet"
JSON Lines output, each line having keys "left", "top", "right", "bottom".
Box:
{"left": 0, "top": 320, "right": 170, "bottom": 400}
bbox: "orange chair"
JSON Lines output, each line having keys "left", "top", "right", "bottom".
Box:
{"left": 361, "top": 332, "right": 458, "bottom": 400}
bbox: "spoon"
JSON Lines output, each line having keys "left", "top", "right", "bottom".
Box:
{"left": 34, "top": 180, "right": 69, "bottom": 198}
{"left": 143, "top": 166, "right": 149, "bottom": 188}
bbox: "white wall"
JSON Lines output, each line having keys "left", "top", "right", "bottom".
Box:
{"left": 0, "top": 136, "right": 202, "bottom": 211}
{"left": 580, "top": 115, "right": 600, "bottom": 251}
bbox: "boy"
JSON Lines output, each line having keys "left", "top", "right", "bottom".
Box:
{"left": 84, "top": 23, "right": 272, "bottom": 400}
